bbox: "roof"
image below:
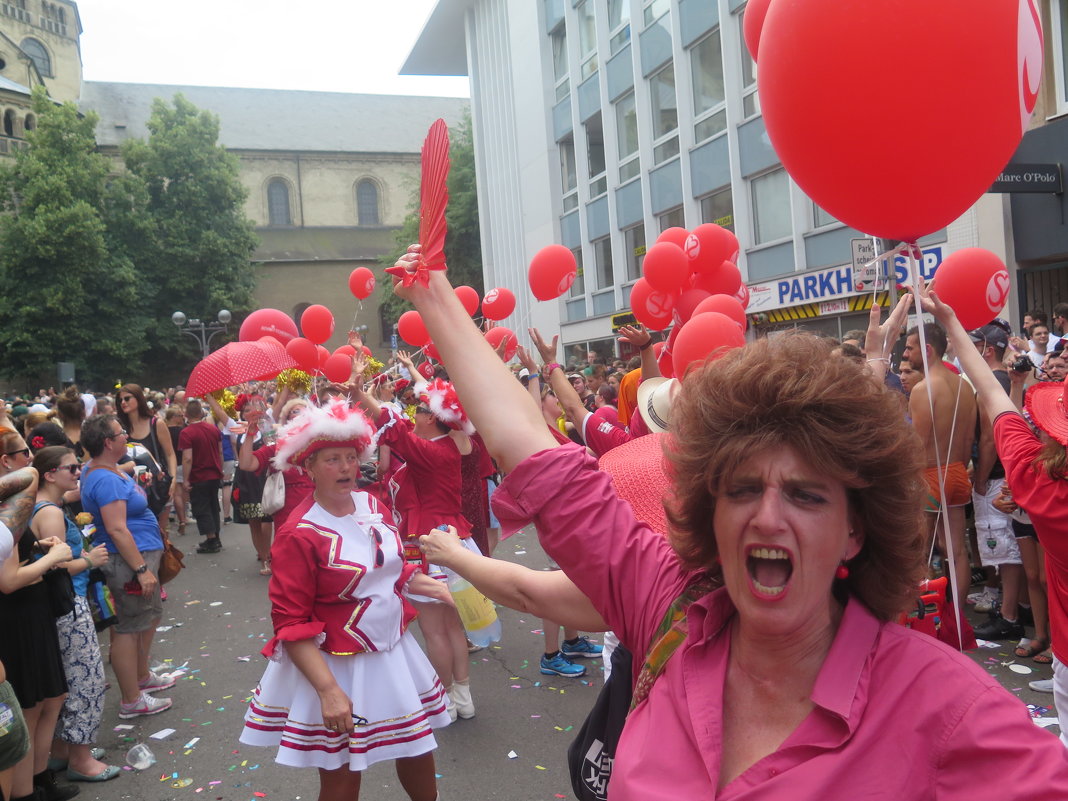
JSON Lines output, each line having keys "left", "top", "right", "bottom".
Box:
{"left": 80, "top": 82, "right": 469, "bottom": 153}
{"left": 0, "top": 74, "right": 32, "bottom": 96}
{"left": 401, "top": 0, "right": 472, "bottom": 77}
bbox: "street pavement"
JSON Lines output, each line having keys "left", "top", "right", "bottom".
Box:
{"left": 72, "top": 521, "right": 1061, "bottom": 801}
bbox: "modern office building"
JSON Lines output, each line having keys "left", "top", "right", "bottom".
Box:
{"left": 406, "top": 0, "right": 1068, "bottom": 359}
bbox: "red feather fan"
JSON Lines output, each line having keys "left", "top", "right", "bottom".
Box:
{"left": 387, "top": 119, "right": 450, "bottom": 287}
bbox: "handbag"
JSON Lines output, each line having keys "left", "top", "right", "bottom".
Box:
{"left": 567, "top": 575, "right": 718, "bottom": 801}
{"left": 260, "top": 470, "right": 285, "bottom": 516}
{"left": 157, "top": 529, "right": 185, "bottom": 584}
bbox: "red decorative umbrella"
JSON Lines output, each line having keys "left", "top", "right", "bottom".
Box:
{"left": 186, "top": 340, "right": 298, "bottom": 397}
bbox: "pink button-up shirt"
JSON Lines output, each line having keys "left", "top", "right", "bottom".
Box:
{"left": 493, "top": 444, "right": 1068, "bottom": 800}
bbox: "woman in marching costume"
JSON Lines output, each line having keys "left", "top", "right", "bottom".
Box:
{"left": 240, "top": 399, "right": 452, "bottom": 801}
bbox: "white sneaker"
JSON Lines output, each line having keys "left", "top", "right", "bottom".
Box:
{"left": 450, "top": 681, "right": 475, "bottom": 720}
{"left": 138, "top": 670, "right": 177, "bottom": 693}
{"left": 969, "top": 587, "right": 1000, "bottom": 613}
{"left": 1029, "top": 678, "right": 1055, "bottom": 693}
{"left": 118, "top": 692, "right": 173, "bottom": 719}
{"left": 445, "top": 692, "right": 457, "bottom": 723}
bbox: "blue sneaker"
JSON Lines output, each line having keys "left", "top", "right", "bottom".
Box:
{"left": 561, "top": 636, "right": 603, "bottom": 659}
{"left": 540, "top": 652, "right": 586, "bottom": 677}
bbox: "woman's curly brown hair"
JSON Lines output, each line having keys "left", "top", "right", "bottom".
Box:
{"left": 664, "top": 333, "right": 926, "bottom": 621}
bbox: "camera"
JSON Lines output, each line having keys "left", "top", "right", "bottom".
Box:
{"left": 1011, "top": 354, "right": 1034, "bottom": 373}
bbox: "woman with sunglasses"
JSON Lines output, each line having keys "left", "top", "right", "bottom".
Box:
{"left": 0, "top": 436, "right": 77, "bottom": 801}
{"left": 29, "top": 448, "right": 117, "bottom": 784}
{"left": 115, "top": 384, "right": 177, "bottom": 530}
{"left": 240, "top": 399, "right": 451, "bottom": 801}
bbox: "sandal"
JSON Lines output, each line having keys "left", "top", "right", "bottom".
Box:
{"left": 1015, "top": 638, "right": 1050, "bottom": 659}
{"left": 259, "top": 558, "right": 272, "bottom": 577}
{"left": 1034, "top": 648, "right": 1054, "bottom": 664}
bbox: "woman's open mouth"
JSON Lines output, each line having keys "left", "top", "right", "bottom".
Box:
{"left": 746, "top": 546, "right": 793, "bottom": 598}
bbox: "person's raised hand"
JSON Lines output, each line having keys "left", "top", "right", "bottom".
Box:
{"left": 617, "top": 324, "right": 651, "bottom": 349}
{"left": 347, "top": 329, "right": 363, "bottom": 350}
{"left": 390, "top": 244, "right": 422, "bottom": 302}
{"left": 516, "top": 344, "right": 539, "bottom": 373}
{"left": 865, "top": 292, "right": 913, "bottom": 361}
{"left": 529, "top": 327, "right": 559, "bottom": 365}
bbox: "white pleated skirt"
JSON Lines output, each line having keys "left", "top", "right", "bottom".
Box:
{"left": 240, "top": 631, "right": 451, "bottom": 771}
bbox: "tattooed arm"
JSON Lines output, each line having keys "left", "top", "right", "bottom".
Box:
{"left": 0, "top": 466, "right": 38, "bottom": 543}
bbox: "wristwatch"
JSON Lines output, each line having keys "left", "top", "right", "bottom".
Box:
{"left": 134, "top": 563, "right": 148, "bottom": 575}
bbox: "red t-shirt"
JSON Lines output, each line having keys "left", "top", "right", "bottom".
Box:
{"left": 178, "top": 420, "right": 222, "bottom": 483}
{"left": 995, "top": 412, "right": 1068, "bottom": 664}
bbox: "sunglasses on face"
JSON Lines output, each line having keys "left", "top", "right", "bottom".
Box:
{"left": 119, "top": 395, "right": 135, "bottom": 403}
{"left": 4, "top": 447, "right": 29, "bottom": 458}
{"left": 415, "top": 407, "right": 433, "bottom": 415}
{"left": 51, "top": 464, "right": 81, "bottom": 475}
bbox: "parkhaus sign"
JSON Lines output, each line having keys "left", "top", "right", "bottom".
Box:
{"left": 746, "top": 245, "right": 948, "bottom": 314}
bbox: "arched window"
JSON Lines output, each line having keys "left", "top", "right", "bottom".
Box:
{"left": 23, "top": 114, "right": 34, "bottom": 132}
{"left": 20, "top": 38, "right": 51, "bottom": 78}
{"left": 267, "top": 179, "right": 292, "bottom": 226}
{"left": 356, "top": 180, "right": 380, "bottom": 226}
{"left": 3, "top": 110, "right": 14, "bottom": 138}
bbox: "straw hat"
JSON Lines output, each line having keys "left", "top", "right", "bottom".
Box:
{"left": 1024, "top": 376, "right": 1068, "bottom": 446}
{"left": 598, "top": 432, "right": 671, "bottom": 535}
{"left": 635, "top": 378, "right": 679, "bottom": 434}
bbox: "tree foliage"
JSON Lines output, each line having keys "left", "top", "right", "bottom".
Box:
{"left": 0, "top": 87, "right": 151, "bottom": 385}
{"left": 379, "top": 110, "right": 483, "bottom": 326}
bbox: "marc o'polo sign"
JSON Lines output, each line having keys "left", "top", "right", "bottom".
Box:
{"left": 989, "top": 163, "right": 1062, "bottom": 193}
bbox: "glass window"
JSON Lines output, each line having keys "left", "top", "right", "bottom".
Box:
{"left": 594, "top": 237, "right": 614, "bottom": 289}
{"left": 691, "top": 31, "right": 725, "bottom": 118}
{"left": 694, "top": 109, "right": 727, "bottom": 142}
{"left": 576, "top": 0, "right": 598, "bottom": 79}
{"left": 650, "top": 64, "right": 678, "bottom": 140}
{"left": 616, "top": 92, "right": 638, "bottom": 160}
{"left": 608, "top": 0, "right": 631, "bottom": 54}
{"left": 20, "top": 38, "right": 50, "bottom": 77}
{"left": 570, "top": 246, "right": 585, "bottom": 297}
{"left": 751, "top": 168, "right": 791, "bottom": 244}
{"left": 812, "top": 200, "right": 837, "bottom": 229}
{"left": 700, "top": 188, "right": 734, "bottom": 232}
{"left": 738, "top": 15, "right": 760, "bottom": 117}
{"left": 560, "top": 137, "right": 578, "bottom": 193}
{"left": 586, "top": 114, "right": 607, "bottom": 197}
{"left": 643, "top": 0, "right": 669, "bottom": 27}
{"left": 624, "top": 225, "right": 646, "bottom": 282}
{"left": 659, "top": 206, "right": 685, "bottom": 231}
{"left": 552, "top": 27, "right": 568, "bottom": 82}
{"left": 357, "top": 180, "right": 380, "bottom": 225}
{"left": 267, "top": 179, "right": 291, "bottom": 226}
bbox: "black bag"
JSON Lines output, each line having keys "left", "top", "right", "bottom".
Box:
{"left": 43, "top": 567, "right": 76, "bottom": 618}
{"left": 567, "top": 643, "right": 633, "bottom": 801}
{"left": 126, "top": 441, "right": 172, "bottom": 516}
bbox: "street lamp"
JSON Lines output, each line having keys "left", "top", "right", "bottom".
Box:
{"left": 171, "top": 309, "right": 232, "bottom": 359}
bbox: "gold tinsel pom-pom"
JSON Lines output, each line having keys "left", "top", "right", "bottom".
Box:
{"left": 404, "top": 404, "right": 418, "bottom": 423}
{"left": 75, "top": 512, "right": 93, "bottom": 527}
{"left": 277, "top": 369, "right": 312, "bottom": 395}
{"left": 211, "top": 389, "right": 236, "bottom": 421}
{"left": 363, "top": 357, "right": 384, "bottom": 381}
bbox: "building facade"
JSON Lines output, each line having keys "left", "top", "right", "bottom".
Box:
{"left": 406, "top": 0, "right": 1068, "bottom": 360}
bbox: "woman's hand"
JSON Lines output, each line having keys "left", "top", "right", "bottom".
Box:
{"left": 418, "top": 525, "right": 466, "bottom": 567}
{"left": 137, "top": 568, "right": 159, "bottom": 598}
{"left": 406, "top": 572, "right": 455, "bottom": 606}
{"left": 40, "top": 537, "right": 72, "bottom": 565}
{"left": 390, "top": 245, "right": 422, "bottom": 303}
{"left": 317, "top": 685, "right": 355, "bottom": 735}
{"left": 617, "top": 324, "right": 651, "bottom": 349}
{"left": 864, "top": 292, "right": 913, "bottom": 361}
{"left": 516, "top": 344, "right": 539, "bottom": 374}
{"left": 530, "top": 327, "right": 559, "bottom": 365}
{"left": 347, "top": 329, "right": 363, "bottom": 351}
{"left": 396, "top": 351, "right": 416, "bottom": 372}
{"left": 992, "top": 488, "right": 1018, "bottom": 515}
{"left": 87, "top": 544, "right": 109, "bottom": 568}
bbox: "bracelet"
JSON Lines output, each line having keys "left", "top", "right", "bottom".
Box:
{"left": 82, "top": 555, "right": 93, "bottom": 570}
{"left": 544, "top": 362, "right": 563, "bottom": 373}
{"left": 639, "top": 340, "right": 653, "bottom": 351}
{"left": 866, "top": 358, "right": 890, "bottom": 364}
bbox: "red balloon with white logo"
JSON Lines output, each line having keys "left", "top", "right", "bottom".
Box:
{"left": 758, "top": 0, "right": 1043, "bottom": 242}
{"left": 734, "top": 282, "right": 751, "bottom": 310}
{"left": 316, "top": 345, "right": 330, "bottom": 372}
{"left": 348, "top": 267, "right": 376, "bottom": 300}
{"left": 484, "top": 326, "right": 518, "bottom": 361}
{"left": 684, "top": 224, "right": 740, "bottom": 276}
{"left": 240, "top": 308, "right": 299, "bottom": 344}
{"left": 528, "top": 245, "right": 578, "bottom": 301}
{"left": 672, "top": 312, "right": 747, "bottom": 378}
{"left": 674, "top": 289, "right": 712, "bottom": 325}
{"left": 397, "top": 310, "right": 430, "bottom": 347}
{"left": 482, "top": 287, "right": 516, "bottom": 321}
{"left": 630, "top": 277, "right": 677, "bottom": 331}
{"left": 931, "top": 248, "right": 1011, "bottom": 330}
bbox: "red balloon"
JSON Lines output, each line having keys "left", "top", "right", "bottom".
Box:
{"left": 692, "top": 261, "right": 742, "bottom": 297}
{"left": 734, "top": 283, "right": 751, "bottom": 310}
{"left": 455, "top": 285, "right": 480, "bottom": 316}
{"left": 334, "top": 345, "right": 357, "bottom": 359}
{"left": 743, "top": 0, "right": 773, "bottom": 61}
{"left": 672, "top": 312, "right": 747, "bottom": 378}
{"left": 674, "top": 289, "right": 712, "bottom": 325}
{"left": 300, "top": 305, "right": 335, "bottom": 345}
{"left": 240, "top": 309, "right": 298, "bottom": 344}
{"left": 655, "top": 227, "right": 691, "bottom": 249}
{"left": 931, "top": 248, "right": 1010, "bottom": 330}
{"left": 259, "top": 335, "right": 282, "bottom": 347}
{"left": 316, "top": 345, "right": 330, "bottom": 372}
{"left": 630, "top": 278, "right": 677, "bottom": 331}
{"left": 323, "top": 352, "right": 353, "bottom": 383}
{"left": 693, "top": 295, "right": 747, "bottom": 330}
{"left": 652, "top": 341, "right": 666, "bottom": 358}
{"left": 528, "top": 245, "right": 577, "bottom": 301}
{"left": 758, "top": 0, "right": 1042, "bottom": 241}
{"left": 417, "top": 361, "right": 435, "bottom": 380}
{"left": 482, "top": 287, "right": 516, "bottom": 321}
{"left": 656, "top": 326, "right": 680, "bottom": 379}
{"left": 285, "top": 337, "right": 318, "bottom": 373}
{"left": 642, "top": 242, "right": 690, "bottom": 293}
{"left": 398, "top": 310, "right": 430, "bottom": 347}
{"left": 424, "top": 342, "right": 442, "bottom": 362}
{"left": 684, "top": 224, "right": 739, "bottom": 275}
{"left": 484, "top": 326, "right": 518, "bottom": 361}
{"left": 349, "top": 267, "right": 376, "bottom": 300}
{"left": 361, "top": 346, "right": 372, "bottom": 357}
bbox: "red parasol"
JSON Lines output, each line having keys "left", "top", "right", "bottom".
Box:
{"left": 185, "top": 340, "right": 298, "bottom": 397}
{"left": 387, "top": 118, "right": 450, "bottom": 288}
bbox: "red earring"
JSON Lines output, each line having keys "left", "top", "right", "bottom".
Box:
{"left": 835, "top": 563, "right": 850, "bottom": 580}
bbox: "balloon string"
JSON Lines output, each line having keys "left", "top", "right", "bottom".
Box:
{"left": 349, "top": 300, "right": 364, "bottom": 333}
{"left": 907, "top": 248, "right": 966, "bottom": 651}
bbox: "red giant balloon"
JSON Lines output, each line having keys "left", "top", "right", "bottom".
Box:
{"left": 484, "top": 326, "right": 518, "bottom": 361}
{"left": 300, "top": 305, "right": 335, "bottom": 345}
{"left": 684, "top": 224, "right": 739, "bottom": 275}
{"left": 323, "top": 352, "right": 353, "bottom": 383}
{"left": 655, "top": 227, "right": 691, "bottom": 249}
{"left": 630, "top": 278, "right": 677, "bottom": 331}
{"left": 758, "top": 0, "right": 1043, "bottom": 242}
{"left": 642, "top": 242, "right": 690, "bottom": 293}
{"left": 930, "top": 248, "right": 1011, "bottom": 331}
{"left": 692, "top": 261, "right": 742, "bottom": 297}
{"left": 693, "top": 295, "right": 747, "bottom": 330}
{"left": 734, "top": 282, "right": 751, "bottom": 310}
{"left": 398, "top": 310, "right": 430, "bottom": 347}
{"left": 285, "top": 337, "right": 318, "bottom": 373}
{"left": 743, "top": 0, "right": 773, "bottom": 61}
{"left": 240, "top": 309, "right": 299, "bottom": 344}
{"left": 348, "top": 267, "right": 376, "bottom": 300}
{"left": 528, "top": 245, "right": 578, "bottom": 300}
{"left": 455, "top": 285, "right": 480, "bottom": 316}
{"left": 672, "top": 312, "right": 747, "bottom": 378}
{"left": 424, "top": 342, "right": 442, "bottom": 362}
{"left": 674, "top": 289, "right": 712, "bottom": 325}
{"left": 482, "top": 287, "right": 516, "bottom": 321}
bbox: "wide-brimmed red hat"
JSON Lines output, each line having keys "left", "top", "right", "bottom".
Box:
{"left": 1024, "top": 376, "right": 1068, "bottom": 446}
{"left": 271, "top": 398, "right": 374, "bottom": 469}
{"left": 598, "top": 432, "right": 671, "bottom": 536}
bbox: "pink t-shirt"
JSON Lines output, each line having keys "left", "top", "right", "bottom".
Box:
{"left": 493, "top": 444, "right": 1068, "bottom": 800}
